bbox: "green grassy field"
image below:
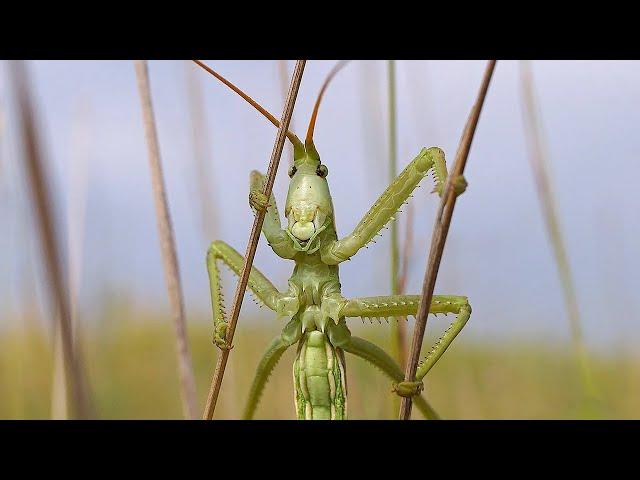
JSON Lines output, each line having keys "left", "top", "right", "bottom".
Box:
{"left": 1, "top": 308, "right": 638, "bottom": 419}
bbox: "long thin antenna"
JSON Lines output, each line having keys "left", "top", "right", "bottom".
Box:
{"left": 203, "top": 60, "right": 306, "bottom": 420}
{"left": 399, "top": 60, "right": 496, "bottom": 420}
{"left": 135, "top": 60, "right": 198, "bottom": 420}
{"left": 8, "top": 60, "right": 93, "bottom": 419}
{"left": 277, "top": 60, "right": 296, "bottom": 167}
{"left": 192, "top": 60, "right": 303, "bottom": 152}
{"left": 305, "top": 60, "right": 349, "bottom": 147}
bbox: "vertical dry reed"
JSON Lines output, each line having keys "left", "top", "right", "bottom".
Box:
{"left": 387, "top": 60, "right": 408, "bottom": 370}
{"left": 519, "top": 60, "right": 598, "bottom": 407}
{"left": 186, "top": 63, "right": 218, "bottom": 243}
{"left": 202, "top": 60, "right": 306, "bottom": 419}
{"left": 134, "top": 60, "right": 198, "bottom": 419}
{"left": 400, "top": 60, "right": 496, "bottom": 419}
{"left": 51, "top": 99, "right": 92, "bottom": 419}
{"left": 9, "top": 60, "right": 93, "bottom": 419}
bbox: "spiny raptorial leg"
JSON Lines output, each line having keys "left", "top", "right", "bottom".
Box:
{"left": 340, "top": 294, "right": 471, "bottom": 395}
{"left": 320, "top": 147, "right": 450, "bottom": 265}
{"left": 249, "top": 189, "right": 270, "bottom": 213}
{"left": 206, "top": 240, "right": 299, "bottom": 350}
{"left": 250, "top": 170, "right": 297, "bottom": 259}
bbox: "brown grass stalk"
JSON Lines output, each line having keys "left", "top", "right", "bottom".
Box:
{"left": 399, "top": 60, "right": 496, "bottom": 419}
{"left": 52, "top": 99, "right": 91, "bottom": 419}
{"left": 8, "top": 60, "right": 93, "bottom": 419}
{"left": 134, "top": 60, "right": 198, "bottom": 419}
{"left": 519, "top": 60, "right": 598, "bottom": 406}
{"left": 185, "top": 62, "right": 218, "bottom": 243}
{"left": 202, "top": 60, "right": 306, "bottom": 420}
{"left": 277, "top": 60, "right": 296, "bottom": 167}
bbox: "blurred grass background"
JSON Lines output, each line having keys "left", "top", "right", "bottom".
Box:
{"left": 2, "top": 306, "right": 638, "bottom": 419}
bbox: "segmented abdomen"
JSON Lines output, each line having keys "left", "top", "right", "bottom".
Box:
{"left": 293, "top": 331, "right": 347, "bottom": 420}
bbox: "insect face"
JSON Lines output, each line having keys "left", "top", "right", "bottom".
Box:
{"left": 285, "top": 158, "right": 333, "bottom": 248}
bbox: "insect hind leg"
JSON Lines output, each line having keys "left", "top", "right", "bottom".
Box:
{"left": 243, "top": 335, "right": 293, "bottom": 419}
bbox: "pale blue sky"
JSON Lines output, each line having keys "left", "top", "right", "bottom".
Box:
{"left": 1, "top": 60, "right": 638, "bottom": 351}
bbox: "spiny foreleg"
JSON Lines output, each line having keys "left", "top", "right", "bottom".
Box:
{"left": 249, "top": 170, "right": 297, "bottom": 259}
{"left": 321, "top": 147, "right": 465, "bottom": 265}
{"left": 206, "top": 240, "right": 299, "bottom": 349}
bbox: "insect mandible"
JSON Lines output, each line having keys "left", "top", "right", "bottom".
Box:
{"left": 197, "top": 61, "right": 472, "bottom": 420}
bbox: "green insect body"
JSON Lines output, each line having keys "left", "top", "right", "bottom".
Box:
{"left": 294, "top": 331, "right": 347, "bottom": 420}
{"left": 201, "top": 62, "right": 472, "bottom": 419}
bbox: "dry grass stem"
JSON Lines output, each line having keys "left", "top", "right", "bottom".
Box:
{"left": 51, "top": 99, "right": 92, "bottom": 419}
{"left": 519, "top": 60, "right": 598, "bottom": 405}
{"left": 186, "top": 63, "right": 218, "bottom": 242}
{"left": 202, "top": 60, "right": 306, "bottom": 420}
{"left": 134, "top": 60, "right": 198, "bottom": 419}
{"left": 386, "top": 60, "right": 408, "bottom": 373}
{"left": 399, "top": 60, "right": 496, "bottom": 419}
{"left": 9, "top": 60, "right": 93, "bottom": 419}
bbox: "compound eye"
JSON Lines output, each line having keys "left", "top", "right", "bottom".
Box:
{"left": 316, "top": 164, "right": 328, "bottom": 178}
{"left": 288, "top": 165, "right": 297, "bottom": 178}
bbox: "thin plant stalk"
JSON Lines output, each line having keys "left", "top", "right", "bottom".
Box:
{"left": 9, "top": 60, "right": 93, "bottom": 419}
{"left": 386, "top": 60, "right": 408, "bottom": 417}
{"left": 50, "top": 325, "right": 67, "bottom": 418}
{"left": 397, "top": 201, "right": 415, "bottom": 295}
{"left": 202, "top": 60, "right": 306, "bottom": 420}
{"left": 134, "top": 60, "right": 198, "bottom": 420}
{"left": 519, "top": 60, "right": 598, "bottom": 406}
{"left": 51, "top": 99, "right": 91, "bottom": 419}
{"left": 186, "top": 63, "right": 218, "bottom": 243}
{"left": 387, "top": 60, "right": 407, "bottom": 367}
{"left": 399, "top": 60, "right": 496, "bottom": 420}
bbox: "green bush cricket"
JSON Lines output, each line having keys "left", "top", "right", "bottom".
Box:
{"left": 197, "top": 61, "right": 472, "bottom": 420}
